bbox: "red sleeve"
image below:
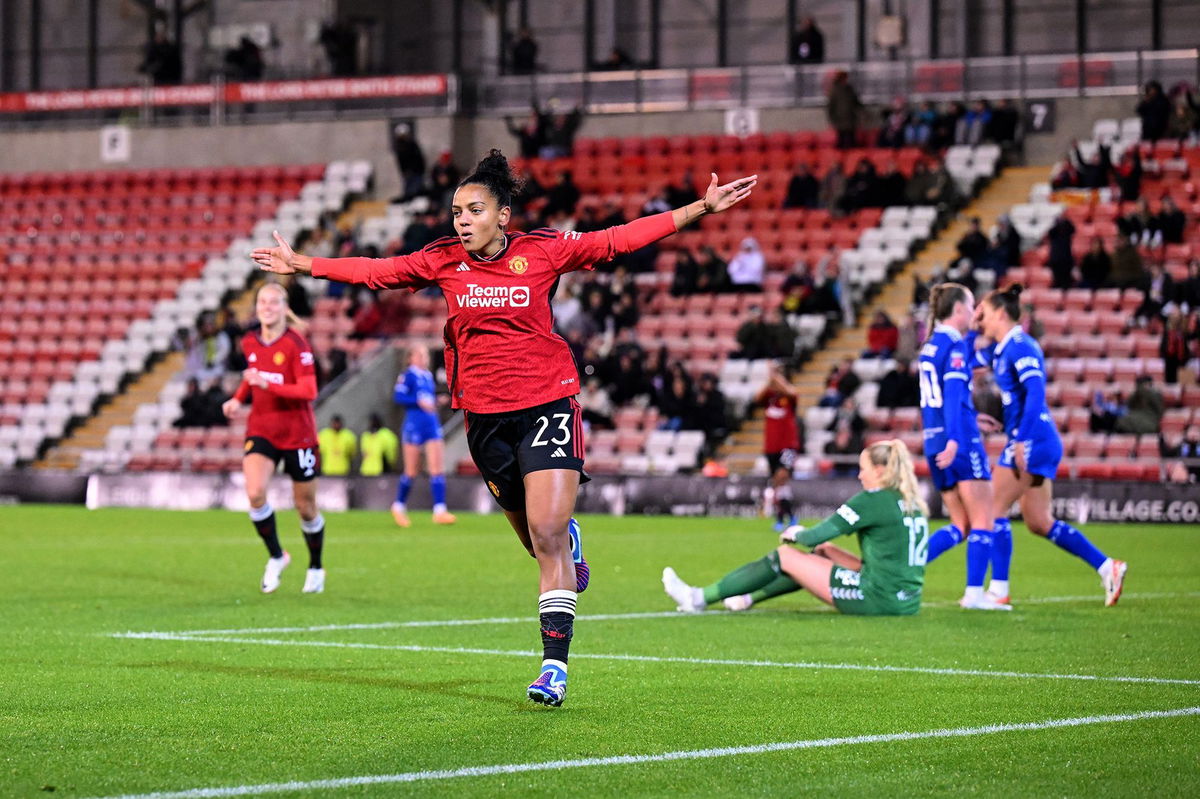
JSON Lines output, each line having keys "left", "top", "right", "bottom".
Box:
{"left": 312, "top": 248, "right": 437, "bottom": 290}
{"left": 548, "top": 213, "right": 679, "bottom": 275}
{"left": 262, "top": 375, "right": 318, "bottom": 401}
{"left": 234, "top": 380, "right": 251, "bottom": 402}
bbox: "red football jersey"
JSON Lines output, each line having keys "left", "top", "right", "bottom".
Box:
{"left": 762, "top": 391, "right": 799, "bottom": 454}
{"left": 313, "top": 218, "right": 675, "bottom": 414}
{"left": 239, "top": 328, "right": 318, "bottom": 449}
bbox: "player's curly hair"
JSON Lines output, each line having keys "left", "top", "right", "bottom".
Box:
{"left": 866, "top": 439, "right": 929, "bottom": 517}
{"left": 984, "top": 282, "right": 1023, "bottom": 322}
{"left": 458, "top": 148, "right": 525, "bottom": 209}
{"left": 927, "top": 281, "right": 971, "bottom": 338}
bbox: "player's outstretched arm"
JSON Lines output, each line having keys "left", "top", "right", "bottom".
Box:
{"left": 671, "top": 173, "right": 757, "bottom": 229}
{"left": 251, "top": 231, "right": 314, "bottom": 276}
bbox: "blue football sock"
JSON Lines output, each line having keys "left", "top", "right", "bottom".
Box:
{"left": 395, "top": 475, "right": 413, "bottom": 505}
{"left": 990, "top": 518, "right": 1013, "bottom": 581}
{"left": 966, "top": 529, "right": 993, "bottom": 588}
{"left": 925, "top": 525, "right": 964, "bottom": 563}
{"left": 1046, "top": 519, "right": 1107, "bottom": 570}
{"left": 430, "top": 474, "right": 447, "bottom": 507}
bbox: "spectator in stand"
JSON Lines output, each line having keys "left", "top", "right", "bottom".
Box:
{"left": 894, "top": 312, "right": 924, "bottom": 363}
{"left": 224, "top": 35, "right": 264, "bottom": 81}
{"left": 138, "top": 29, "right": 183, "bottom": 86}
{"left": 608, "top": 353, "right": 649, "bottom": 406}
{"left": 427, "top": 152, "right": 461, "bottom": 205}
{"left": 670, "top": 247, "right": 701, "bottom": 296}
{"left": 918, "top": 162, "right": 961, "bottom": 210}
{"left": 1115, "top": 375, "right": 1164, "bottom": 434}
{"left": 877, "top": 358, "right": 919, "bottom": 408}
{"left": 688, "top": 373, "right": 729, "bottom": 458}
{"left": 1180, "top": 260, "right": 1200, "bottom": 310}
{"left": 578, "top": 378, "right": 614, "bottom": 430}
{"left": 735, "top": 307, "right": 795, "bottom": 361}
{"left": 506, "top": 107, "right": 544, "bottom": 159}
{"left": 1089, "top": 388, "right": 1125, "bottom": 433}
{"left": 390, "top": 124, "right": 426, "bottom": 202}
{"left": 1046, "top": 215, "right": 1077, "bottom": 290}
{"left": 595, "top": 46, "right": 635, "bottom": 70}
{"left": 510, "top": 27, "right": 539, "bottom": 74}
{"left": 877, "top": 98, "right": 910, "bottom": 148}
{"left": 818, "top": 358, "right": 861, "bottom": 408}
{"left": 1118, "top": 198, "right": 1161, "bottom": 246}
{"left": 1079, "top": 237, "right": 1112, "bottom": 290}
{"left": 1138, "top": 81, "right": 1172, "bottom": 142}
{"left": 359, "top": 413, "right": 398, "bottom": 476}
{"left": 827, "top": 71, "right": 862, "bottom": 150}
{"left": 930, "top": 102, "right": 965, "bottom": 150}
{"left": 641, "top": 188, "right": 672, "bottom": 217}
{"left": 987, "top": 98, "right": 1021, "bottom": 147}
{"left": 184, "top": 313, "right": 231, "bottom": 383}
{"left": 780, "top": 263, "right": 814, "bottom": 315}
{"left": 955, "top": 217, "right": 990, "bottom": 269}
{"left": 1023, "top": 302, "right": 1046, "bottom": 340}
{"left": 543, "top": 171, "right": 582, "bottom": 219}
{"left": 317, "top": 415, "right": 357, "bottom": 476}
{"left": 1168, "top": 99, "right": 1198, "bottom": 141}
{"left": 1136, "top": 262, "right": 1176, "bottom": 324}
{"left": 657, "top": 374, "right": 696, "bottom": 432}
{"left": 695, "top": 246, "right": 729, "bottom": 293}
{"left": 864, "top": 311, "right": 899, "bottom": 358}
{"left": 979, "top": 214, "right": 1020, "bottom": 279}
{"left": 840, "top": 158, "right": 879, "bottom": 213}
{"left": 819, "top": 162, "right": 848, "bottom": 214}
{"left": 319, "top": 20, "right": 358, "bottom": 76}
{"left": 1156, "top": 196, "right": 1187, "bottom": 244}
{"left": 611, "top": 293, "right": 639, "bottom": 332}
{"left": 399, "top": 212, "right": 437, "bottom": 254}
{"left": 1111, "top": 145, "right": 1143, "bottom": 203}
{"left": 823, "top": 427, "right": 859, "bottom": 475}
{"left": 175, "top": 378, "right": 209, "bottom": 428}
{"left": 1050, "top": 150, "right": 1082, "bottom": 190}
{"left": 876, "top": 162, "right": 907, "bottom": 208}
{"left": 538, "top": 104, "right": 584, "bottom": 158}
{"left": 783, "top": 163, "right": 820, "bottom": 209}
{"left": 727, "top": 237, "right": 766, "bottom": 292}
{"left": 904, "top": 161, "right": 933, "bottom": 206}
{"left": 957, "top": 99, "right": 992, "bottom": 146}
{"left": 1109, "top": 238, "right": 1148, "bottom": 291}
{"left": 1162, "top": 312, "right": 1189, "bottom": 384}
{"left": 756, "top": 363, "right": 801, "bottom": 468}
{"left": 905, "top": 101, "right": 937, "bottom": 147}
{"left": 789, "top": 16, "right": 825, "bottom": 64}
{"left": 1165, "top": 427, "right": 1200, "bottom": 483}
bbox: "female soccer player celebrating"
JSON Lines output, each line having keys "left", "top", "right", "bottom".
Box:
{"left": 917, "top": 283, "right": 1006, "bottom": 610}
{"left": 390, "top": 344, "right": 455, "bottom": 527}
{"left": 975, "top": 284, "right": 1127, "bottom": 606}
{"left": 663, "top": 440, "right": 928, "bottom": 616}
{"left": 222, "top": 283, "right": 327, "bottom": 594}
{"left": 252, "top": 149, "right": 756, "bottom": 706}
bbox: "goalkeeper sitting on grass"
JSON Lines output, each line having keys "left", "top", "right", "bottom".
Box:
{"left": 663, "top": 440, "right": 929, "bottom": 616}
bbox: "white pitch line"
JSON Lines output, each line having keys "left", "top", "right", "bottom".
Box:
{"left": 113, "top": 590, "right": 1200, "bottom": 640}
{"left": 83, "top": 705, "right": 1200, "bottom": 799}
{"left": 109, "top": 632, "right": 1200, "bottom": 687}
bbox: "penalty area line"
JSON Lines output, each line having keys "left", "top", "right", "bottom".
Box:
{"left": 84, "top": 705, "right": 1200, "bottom": 799}
{"left": 108, "top": 633, "right": 1200, "bottom": 687}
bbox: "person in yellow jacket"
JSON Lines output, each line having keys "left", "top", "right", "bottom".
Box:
{"left": 317, "top": 415, "right": 358, "bottom": 476}
{"left": 359, "top": 412, "right": 399, "bottom": 476}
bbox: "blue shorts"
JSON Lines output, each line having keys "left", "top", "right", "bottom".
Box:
{"left": 402, "top": 415, "right": 443, "bottom": 446}
{"left": 925, "top": 435, "right": 990, "bottom": 492}
{"left": 997, "top": 433, "right": 1062, "bottom": 480}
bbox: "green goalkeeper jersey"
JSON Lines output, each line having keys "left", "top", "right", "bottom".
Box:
{"left": 797, "top": 488, "right": 927, "bottom": 611}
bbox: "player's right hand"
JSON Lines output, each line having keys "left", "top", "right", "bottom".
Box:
{"left": 935, "top": 438, "right": 958, "bottom": 468}
{"left": 780, "top": 524, "right": 805, "bottom": 544}
{"left": 221, "top": 398, "right": 241, "bottom": 419}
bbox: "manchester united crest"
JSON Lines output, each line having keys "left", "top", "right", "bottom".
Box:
{"left": 487, "top": 481, "right": 501, "bottom": 497}
{"left": 273, "top": 351, "right": 286, "bottom": 366}
{"left": 508, "top": 255, "right": 528, "bottom": 275}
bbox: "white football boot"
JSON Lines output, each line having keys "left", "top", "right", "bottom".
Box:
{"left": 302, "top": 568, "right": 325, "bottom": 594}
{"left": 261, "top": 551, "right": 290, "bottom": 593}
{"left": 661, "top": 567, "right": 705, "bottom": 613}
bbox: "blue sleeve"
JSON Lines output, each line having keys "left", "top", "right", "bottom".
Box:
{"left": 394, "top": 370, "right": 420, "bottom": 408}
{"left": 973, "top": 340, "right": 994, "bottom": 370}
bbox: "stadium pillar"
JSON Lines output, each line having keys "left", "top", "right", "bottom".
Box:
{"left": 87, "top": 0, "right": 99, "bottom": 88}
{"left": 0, "top": 0, "right": 14, "bottom": 91}
{"left": 1075, "top": 0, "right": 1086, "bottom": 54}
{"left": 649, "top": 0, "right": 660, "bottom": 68}
{"left": 584, "top": 0, "right": 595, "bottom": 72}
{"left": 497, "top": 0, "right": 508, "bottom": 74}
{"left": 28, "top": 0, "right": 40, "bottom": 90}
{"left": 1150, "top": 0, "right": 1162, "bottom": 50}
{"left": 716, "top": 0, "right": 728, "bottom": 67}
{"left": 452, "top": 0, "right": 463, "bottom": 72}
{"left": 1001, "top": 0, "right": 1014, "bottom": 56}
{"left": 928, "top": 0, "right": 939, "bottom": 59}
{"left": 855, "top": 0, "right": 866, "bottom": 62}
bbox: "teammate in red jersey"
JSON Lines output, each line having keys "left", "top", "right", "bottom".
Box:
{"left": 222, "top": 283, "right": 327, "bottom": 595}
{"left": 252, "top": 149, "right": 755, "bottom": 706}
{"left": 757, "top": 362, "right": 801, "bottom": 531}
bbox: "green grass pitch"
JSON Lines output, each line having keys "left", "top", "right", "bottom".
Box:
{"left": 2, "top": 505, "right": 1198, "bottom": 798}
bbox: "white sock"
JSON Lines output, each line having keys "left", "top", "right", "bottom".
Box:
{"left": 691, "top": 587, "right": 705, "bottom": 607}
{"left": 541, "top": 658, "right": 567, "bottom": 672}
{"left": 391, "top": 501, "right": 406, "bottom": 511}
{"left": 963, "top": 585, "right": 984, "bottom": 601}
{"left": 433, "top": 502, "right": 448, "bottom": 513}
{"left": 988, "top": 580, "right": 1009, "bottom": 597}
{"left": 248, "top": 502, "right": 274, "bottom": 522}
{"left": 1097, "top": 557, "right": 1112, "bottom": 577}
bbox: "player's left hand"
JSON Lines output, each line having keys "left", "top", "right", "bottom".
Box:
{"left": 242, "top": 368, "right": 268, "bottom": 388}
{"left": 703, "top": 173, "right": 757, "bottom": 214}
{"left": 251, "top": 230, "right": 313, "bottom": 275}
{"left": 780, "top": 524, "right": 805, "bottom": 544}
{"left": 935, "top": 439, "right": 958, "bottom": 469}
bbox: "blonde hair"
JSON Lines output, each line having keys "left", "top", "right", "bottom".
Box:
{"left": 257, "top": 281, "right": 307, "bottom": 333}
{"left": 866, "top": 439, "right": 928, "bottom": 516}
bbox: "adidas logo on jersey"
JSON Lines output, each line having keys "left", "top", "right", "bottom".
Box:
{"left": 456, "top": 262, "right": 471, "bottom": 272}
{"left": 551, "top": 447, "right": 567, "bottom": 458}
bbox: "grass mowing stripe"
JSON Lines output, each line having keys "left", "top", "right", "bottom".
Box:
{"left": 109, "top": 633, "right": 1200, "bottom": 686}
{"left": 84, "top": 706, "right": 1200, "bottom": 799}
{"left": 111, "top": 590, "right": 1200, "bottom": 639}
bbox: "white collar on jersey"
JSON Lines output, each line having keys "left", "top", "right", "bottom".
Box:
{"left": 933, "top": 323, "right": 962, "bottom": 342}
{"left": 469, "top": 233, "right": 509, "bottom": 262}
{"left": 994, "top": 324, "right": 1022, "bottom": 357}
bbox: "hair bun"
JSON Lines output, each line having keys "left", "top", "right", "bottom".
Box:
{"left": 1005, "top": 282, "right": 1024, "bottom": 297}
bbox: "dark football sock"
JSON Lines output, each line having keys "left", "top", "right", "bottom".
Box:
{"left": 249, "top": 502, "right": 282, "bottom": 559}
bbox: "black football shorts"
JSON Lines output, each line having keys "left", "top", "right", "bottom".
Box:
{"left": 244, "top": 436, "right": 321, "bottom": 483}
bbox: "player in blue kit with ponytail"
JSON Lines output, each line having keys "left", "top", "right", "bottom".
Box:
{"left": 975, "top": 284, "right": 1128, "bottom": 606}
{"left": 391, "top": 345, "right": 457, "bottom": 527}
{"left": 917, "top": 283, "right": 1006, "bottom": 610}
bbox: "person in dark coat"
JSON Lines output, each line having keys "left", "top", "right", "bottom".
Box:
{"left": 1137, "top": 81, "right": 1172, "bottom": 142}
{"left": 1046, "top": 215, "right": 1077, "bottom": 289}
{"left": 789, "top": 17, "right": 825, "bottom": 64}
{"left": 827, "top": 71, "right": 862, "bottom": 149}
